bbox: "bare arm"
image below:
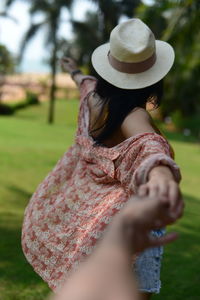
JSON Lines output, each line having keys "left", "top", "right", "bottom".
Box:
{"left": 121, "top": 107, "right": 182, "bottom": 218}
{"left": 121, "top": 106, "right": 163, "bottom": 137}
{"left": 121, "top": 108, "right": 175, "bottom": 180}
{"left": 61, "top": 56, "right": 88, "bottom": 88}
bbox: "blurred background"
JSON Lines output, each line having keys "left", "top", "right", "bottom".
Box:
{"left": 0, "top": 0, "right": 200, "bottom": 299}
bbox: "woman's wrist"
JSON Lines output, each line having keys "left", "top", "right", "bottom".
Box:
{"left": 70, "top": 69, "right": 82, "bottom": 79}
{"left": 148, "top": 165, "right": 175, "bottom": 181}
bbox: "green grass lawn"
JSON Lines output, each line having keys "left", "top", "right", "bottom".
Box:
{"left": 0, "top": 100, "right": 200, "bottom": 300}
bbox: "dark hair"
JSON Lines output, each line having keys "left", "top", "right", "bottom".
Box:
{"left": 90, "top": 73, "right": 163, "bottom": 144}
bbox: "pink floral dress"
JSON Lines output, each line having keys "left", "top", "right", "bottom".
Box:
{"left": 22, "top": 77, "right": 181, "bottom": 293}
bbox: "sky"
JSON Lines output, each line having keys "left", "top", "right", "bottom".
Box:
{"left": 0, "top": 0, "right": 97, "bottom": 72}
{"left": 0, "top": 0, "right": 152, "bottom": 73}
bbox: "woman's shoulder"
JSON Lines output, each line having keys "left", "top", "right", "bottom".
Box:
{"left": 79, "top": 76, "right": 97, "bottom": 101}
{"left": 121, "top": 107, "right": 158, "bottom": 139}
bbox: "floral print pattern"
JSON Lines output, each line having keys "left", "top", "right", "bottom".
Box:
{"left": 22, "top": 77, "right": 181, "bottom": 292}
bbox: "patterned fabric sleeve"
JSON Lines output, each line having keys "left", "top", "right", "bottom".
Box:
{"left": 115, "top": 133, "right": 181, "bottom": 194}
{"left": 79, "top": 76, "right": 97, "bottom": 102}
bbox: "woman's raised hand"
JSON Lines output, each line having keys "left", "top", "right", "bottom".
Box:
{"left": 60, "top": 56, "right": 78, "bottom": 73}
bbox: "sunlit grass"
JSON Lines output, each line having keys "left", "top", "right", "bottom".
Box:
{"left": 0, "top": 99, "right": 78, "bottom": 300}
{"left": 0, "top": 99, "right": 200, "bottom": 300}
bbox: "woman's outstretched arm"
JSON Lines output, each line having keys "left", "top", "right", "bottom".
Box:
{"left": 121, "top": 107, "right": 183, "bottom": 220}
{"left": 61, "top": 56, "right": 88, "bottom": 88}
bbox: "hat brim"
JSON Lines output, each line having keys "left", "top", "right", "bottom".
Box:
{"left": 91, "top": 40, "right": 174, "bottom": 89}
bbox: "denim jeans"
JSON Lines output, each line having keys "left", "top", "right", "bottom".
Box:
{"left": 134, "top": 229, "right": 165, "bottom": 294}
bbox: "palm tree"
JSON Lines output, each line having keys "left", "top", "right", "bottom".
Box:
{"left": 138, "top": 0, "right": 200, "bottom": 119}
{"left": 67, "top": 0, "right": 141, "bottom": 74}
{"left": 68, "top": 11, "right": 100, "bottom": 74}
{"left": 0, "top": 9, "right": 17, "bottom": 103}
{"left": 90, "top": 0, "right": 141, "bottom": 41}
{"left": 0, "top": 10, "right": 18, "bottom": 23}
{"left": 5, "top": 0, "right": 73, "bottom": 124}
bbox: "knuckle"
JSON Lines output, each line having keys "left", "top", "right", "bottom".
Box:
{"left": 169, "top": 180, "right": 178, "bottom": 187}
{"left": 139, "top": 184, "right": 147, "bottom": 190}
{"left": 150, "top": 185, "right": 158, "bottom": 190}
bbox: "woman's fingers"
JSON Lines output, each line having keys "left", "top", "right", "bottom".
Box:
{"left": 138, "top": 181, "right": 183, "bottom": 223}
{"left": 168, "top": 181, "right": 180, "bottom": 210}
{"left": 169, "top": 197, "right": 184, "bottom": 220}
{"left": 176, "top": 199, "right": 184, "bottom": 218}
{"left": 60, "top": 56, "right": 78, "bottom": 73}
{"left": 62, "top": 56, "right": 72, "bottom": 62}
{"left": 167, "top": 182, "right": 184, "bottom": 220}
{"left": 134, "top": 231, "right": 178, "bottom": 253}
{"left": 139, "top": 183, "right": 159, "bottom": 197}
{"left": 158, "top": 182, "right": 168, "bottom": 198}
{"left": 149, "top": 184, "right": 158, "bottom": 198}
{"left": 139, "top": 182, "right": 168, "bottom": 198}
{"left": 138, "top": 184, "right": 148, "bottom": 197}
{"left": 61, "top": 57, "right": 71, "bottom": 65}
{"left": 148, "top": 232, "right": 179, "bottom": 248}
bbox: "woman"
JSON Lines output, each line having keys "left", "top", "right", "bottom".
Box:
{"left": 22, "top": 18, "right": 183, "bottom": 300}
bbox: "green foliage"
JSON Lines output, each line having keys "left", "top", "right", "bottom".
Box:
{"left": 171, "top": 111, "right": 200, "bottom": 138}
{"left": 68, "top": 12, "right": 101, "bottom": 73}
{"left": 136, "top": 1, "right": 168, "bottom": 38}
{"left": 3, "top": 0, "right": 199, "bottom": 124}
{"left": 170, "top": 110, "right": 183, "bottom": 129}
{"left": 25, "top": 90, "right": 40, "bottom": 105}
{"left": 0, "top": 91, "right": 39, "bottom": 115}
{"left": 67, "top": 0, "right": 141, "bottom": 73}
{"left": 4, "top": 0, "right": 74, "bottom": 124}
{"left": 0, "top": 103, "right": 15, "bottom": 115}
{"left": 0, "top": 44, "right": 15, "bottom": 74}
{"left": 89, "top": 0, "right": 140, "bottom": 40}
{"left": 137, "top": 0, "right": 200, "bottom": 119}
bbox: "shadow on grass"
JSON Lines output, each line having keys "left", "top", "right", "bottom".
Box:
{"left": 5, "top": 185, "right": 32, "bottom": 211}
{"left": 0, "top": 223, "right": 50, "bottom": 300}
{"left": 8, "top": 185, "right": 32, "bottom": 200}
{"left": 0, "top": 216, "right": 43, "bottom": 286}
{"left": 155, "top": 193, "right": 200, "bottom": 300}
{"left": 0, "top": 218, "right": 50, "bottom": 300}
{"left": 162, "top": 129, "right": 199, "bottom": 144}
{"left": 0, "top": 185, "right": 50, "bottom": 299}
{"left": 158, "top": 232, "right": 200, "bottom": 300}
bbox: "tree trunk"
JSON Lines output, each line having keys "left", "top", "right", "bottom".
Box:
{"left": 0, "top": 75, "right": 5, "bottom": 103}
{"left": 48, "top": 31, "right": 58, "bottom": 124}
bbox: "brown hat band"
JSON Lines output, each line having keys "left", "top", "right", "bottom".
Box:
{"left": 108, "top": 51, "right": 156, "bottom": 74}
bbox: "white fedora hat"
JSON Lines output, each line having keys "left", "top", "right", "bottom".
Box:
{"left": 91, "top": 18, "right": 175, "bottom": 89}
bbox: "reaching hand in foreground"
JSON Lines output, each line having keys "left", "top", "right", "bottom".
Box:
{"left": 51, "top": 195, "right": 183, "bottom": 300}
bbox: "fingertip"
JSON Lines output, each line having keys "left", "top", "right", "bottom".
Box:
{"left": 160, "top": 195, "right": 169, "bottom": 204}
{"left": 63, "top": 57, "right": 69, "bottom": 62}
{"left": 165, "top": 232, "right": 179, "bottom": 243}
{"left": 169, "top": 203, "right": 184, "bottom": 221}
{"left": 138, "top": 189, "right": 144, "bottom": 197}
{"left": 153, "top": 219, "right": 163, "bottom": 228}
{"left": 138, "top": 185, "right": 148, "bottom": 197}
{"left": 150, "top": 232, "right": 179, "bottom": 247}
